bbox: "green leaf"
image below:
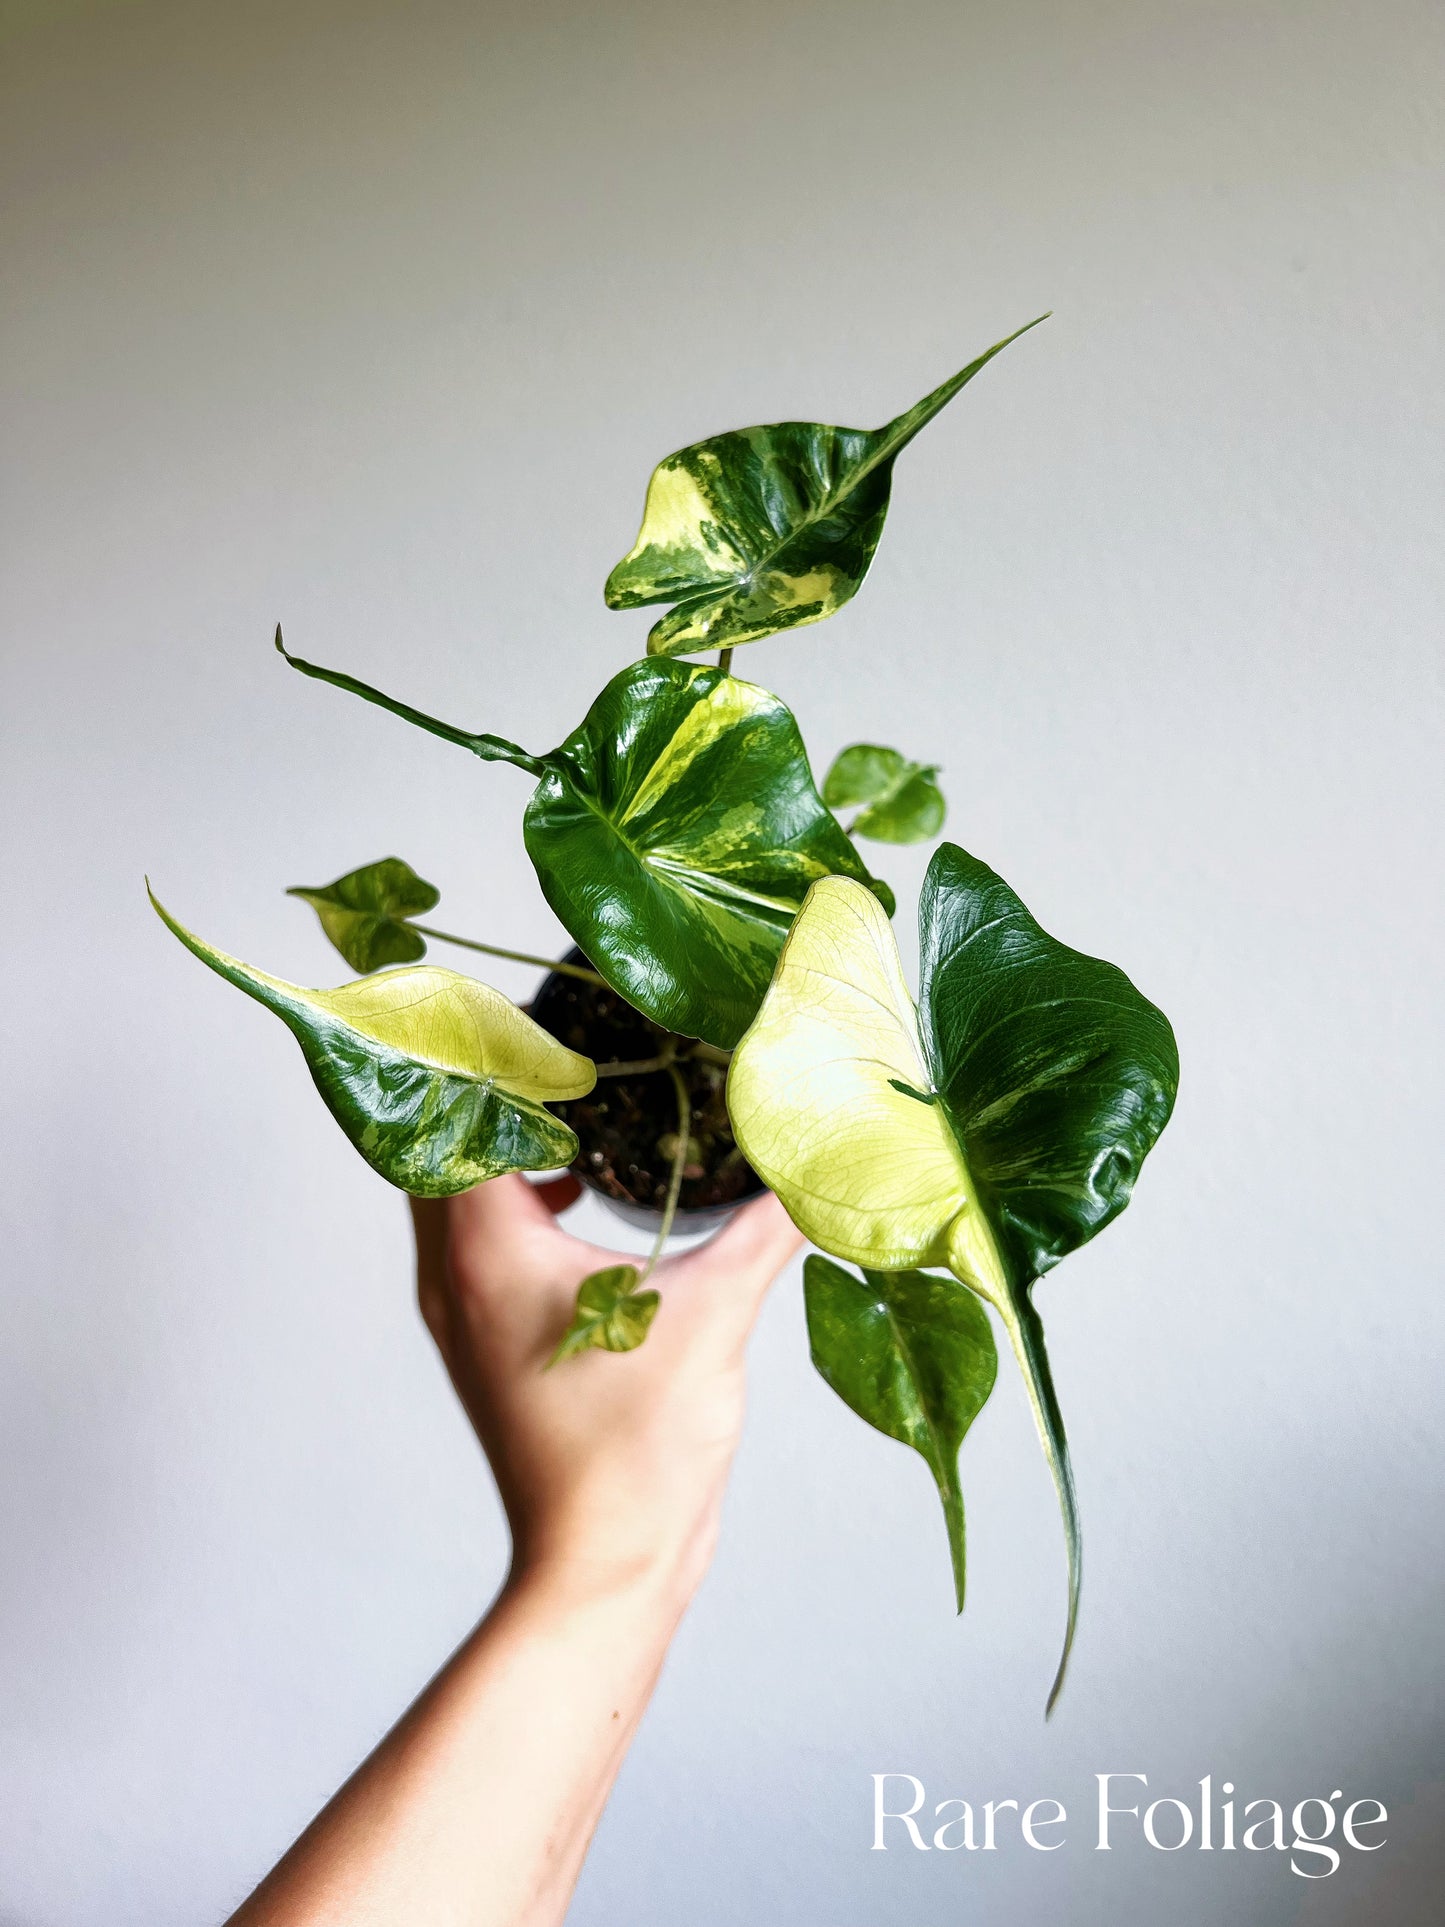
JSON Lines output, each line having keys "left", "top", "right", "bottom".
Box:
{"left": 274, "top": 641, "right": 891, "bottom": 1048}
{"left": 525, "top": 658, "right": 891, "bottom": 1047}
{"left": 287, "top": 856, "right": 439, "bottom": 973}
{"left": 604, "top": 318, "right": 1048, "bottom": 657}
{"left": 549, "top": 1264, "right": 660, "bottom": 1364}
{"left": 823, "top": 743, "right": 946, "bottom": 844}
{"left": 149, "top": 888, "right": 594, "bottom": 1195}
{"left": 804, "top": 1256, "right": 997, "bottom": 1611}
{"left": 729, "top": 848, "right": 1178, "bottom": 1710}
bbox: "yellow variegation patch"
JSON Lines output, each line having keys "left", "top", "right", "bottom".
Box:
{"left": 151, "top": 889, "right": 593, "bottom": 1193}
{"left": 727, "top": 876, "right": 1007, "bottom": 1297}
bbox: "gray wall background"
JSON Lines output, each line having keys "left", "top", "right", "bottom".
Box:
{"left": 2, "top": 1, "right": 1442, "bottom": 1921}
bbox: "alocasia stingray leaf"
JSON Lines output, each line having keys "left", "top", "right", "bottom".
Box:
{"left": 549, "top": 1264, "right": 660, "bottom": 1365}
{"left": 277, "top": 633, "right": 890, "bottom": 1050}
{"left": 149, "top": 889, "right": 593, "bottom": 1195}
{"left": 804, "top": 1256, "right": 997, "bottom": 1610}
{"left": 728, "top": 849, "right": 1178, "bottom": 1710}
{"left": 603, "top": 317, "right": 1047, "bottom": 657}
{"left": 287, "top": 856, "right": 439, "bottom": 973}
{"left": 823, "top": 743, "right": 946, "bottom": 844}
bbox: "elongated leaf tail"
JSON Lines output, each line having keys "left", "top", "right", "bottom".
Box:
{"left": 879, "top": 314, "right": 1051, "bottom": 456}
{"left": 997, "top": 1281, "right": 1081, "bottom": 1718}
{"left": 937, "top": 1469, "right": 968, "bottom": 1615}
{"left": 273, "top": 626, "right": 545, "bottom": 776}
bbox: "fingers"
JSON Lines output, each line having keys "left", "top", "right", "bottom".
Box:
{"left": 668, "top": 1190, "right": 805, "bottom": 1331}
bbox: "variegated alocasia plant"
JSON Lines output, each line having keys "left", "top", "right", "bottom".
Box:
{"left": 155, "top": 317, "right": 1180, "bottom": 1710}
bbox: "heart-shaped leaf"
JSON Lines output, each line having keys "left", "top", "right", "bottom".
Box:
{"left": 287, "top": 856, "right": 439, "bottom": 973}
{"left": 823, "top": 743, "right": 946, "bottom": 844}
{"left": 549, "top": 1263, "right": 661, "bottom": 1365}
{"left": 525, "top": 658, "right": 890, "bottom": 1047}
{"left": 150, "top": 889, "right": 594, "bottom": 1195}
{"left": 804, "top": 1256, "right": 997, "bottom": 1610}
{"left": 728, "top": 849, "right": 1178, "bottom": 1709}
{"left": 276, "top": 635, "right": 891, "bottom": 1050}
{"left": 604, "top": 318, "right": 1047, "bottom": 657}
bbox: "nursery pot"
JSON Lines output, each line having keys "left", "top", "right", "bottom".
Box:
{"left": 529, "top": 949, "right": 765, "bottom": 1234}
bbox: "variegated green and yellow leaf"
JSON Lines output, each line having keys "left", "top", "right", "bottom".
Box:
{"left": 549, "top": 1264, "right": 660, "bottom": 1365}
{"left": 524, "top": 658, "right": 892, "bottom": 1048}
{"left": 823, "top": 743, "right": 946, "bottom": 845}
{"left": 729, "top": 847, "right": 1178, "bottom": 1710}
{"left": 287, "top": 856, "right": 439, "bottom": 973}
{"left": 604, "top": 318, "right": 1047, "bottom": 657}
{"left": 274, "top": 641, "right": 891, "bottom": 1050}
{"left": 150, "top": 889, "right": 593, "bottom": 1195}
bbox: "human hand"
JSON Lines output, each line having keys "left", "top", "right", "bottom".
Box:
{"left": 411, "top": 1175, "right": 804, "bottom": 1615}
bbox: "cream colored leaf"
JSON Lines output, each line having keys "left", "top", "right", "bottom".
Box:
{"left": 727, "top": 876, "right": 1005, "bottom": 1293}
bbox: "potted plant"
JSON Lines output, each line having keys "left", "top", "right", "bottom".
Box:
{"left": 152, "top": 314, "right": 1178, "bottom": 1711}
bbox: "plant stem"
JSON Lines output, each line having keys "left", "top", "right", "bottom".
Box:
{"left": 592, "top": 1047, "right": 676, "bottom": 1078}
{"left": 639, "top": 1063, "right": 690, "bottom": 1283}
{"left": 686, "top": 1038, "right": 733, "bottom": 1067}
{"left": 717, "top": 647, "right": 734, "bottom": 673}
{"left": 411, "top": 924, "right": 607, "bottom": 986}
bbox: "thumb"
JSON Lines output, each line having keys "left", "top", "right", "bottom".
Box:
{"left": 672, "top": 1189, "right": 806, "bottom": 1323}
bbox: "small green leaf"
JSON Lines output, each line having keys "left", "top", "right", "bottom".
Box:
{"left": 549, "top": 1265, "right": 661, "bottom": 1364}
{"left": 287, "top": 856, "right": 439, "bottom": 973}
{"left": 604, "top": 319, "right": 1047, "bottom": 657}
{"left": 824, "top": 743, "right": 946, "bottom": 845}
{"left": 150, "top": 888, "right": 594, "bottom": 1195}
{"left": 804, "top": 1256, "right": 997, "bottom": 1611}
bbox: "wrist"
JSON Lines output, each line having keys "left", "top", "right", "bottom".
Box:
{"left": 504, "top": 1518, "right": 718, "bottom": 1630}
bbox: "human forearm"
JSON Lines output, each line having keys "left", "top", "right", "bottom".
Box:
{"left": 229, "top": 1560, "right": 692, "bottom": 1927}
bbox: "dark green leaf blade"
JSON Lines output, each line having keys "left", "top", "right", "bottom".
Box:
{"left": 605, "top": 319, "right": 1047, "bottom": 657}
{"left": 524, "top": 657, "right": 889, "bottom": 1047}
{"left": 150, "top": 888, "right": 592, "bottom": 1195}
{"left": 824, "top": 743, "right": 946, "bottom": 844}
{"left": 549, "top": 1264, "right": 661, "bottom": 1364}
{"left": 804, "top": 1256, "right": 998, "bottom": 1611}
{"left": 919, "top": 842, "right": 1179, "bottom": 1286}
{"left": 918, "top": 840, "right": 1178, "bottom": 1710}
{"left": 288, "top": 856, "right": 439, "bottom": 973}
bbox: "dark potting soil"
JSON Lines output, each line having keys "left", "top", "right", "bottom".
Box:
{"left": 529, "top": 952, "right": 764, "bottom": 1216}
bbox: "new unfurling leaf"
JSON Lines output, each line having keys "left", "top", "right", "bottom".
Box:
{"left": 149, "top": 889, "right": 594, "bottom": 1194}
{"left": 728, "top": 847, "right": 1178, "bottom": 1709}
{"left": 823, "top": 743, "right": 946, "bottom": 844}
{"left": 604, "top": 318, "right": 1047, "bottom": 657}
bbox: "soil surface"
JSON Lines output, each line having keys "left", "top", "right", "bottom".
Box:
{"left": 529, "top": 952, "right": 764, "bottom": 1218}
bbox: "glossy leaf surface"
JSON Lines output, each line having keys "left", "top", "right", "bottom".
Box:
{"left": 730, "top": 849, "right": 1178, "bottom": 1708}
{"left": 549, "top": 1265, "right": 660, "bottom": 1364}
{"left": 287, "top": 856, "right": 438, "bottom": 973}
{"left": 524, "top": 657, "right": 890, "bottom": 1047}
{"left": 150, "top": 890, "right": 593, "bottom": 1195}
{"left": 275, "top": 640, "right": 889, "bottom": 1049}
{"left": 726, "top": 876, "right": 977, "bottom": 1269}
{"left": 604, "top": 318, "right": 1046, "bottom": 657}
{"left": 823, "top": 743, "right": 946, "bottom": 844}
{"left": 804, "top": 1256, "right": 997, "bottom": 1610}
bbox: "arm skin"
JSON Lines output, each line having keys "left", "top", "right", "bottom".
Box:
{"left": 227, "top": 1172, "right": 804, "bottom": 1927}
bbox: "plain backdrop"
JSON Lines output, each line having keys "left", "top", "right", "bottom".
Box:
{"left": 2, "top": 2, "right": 1442, "bottom": 1922}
